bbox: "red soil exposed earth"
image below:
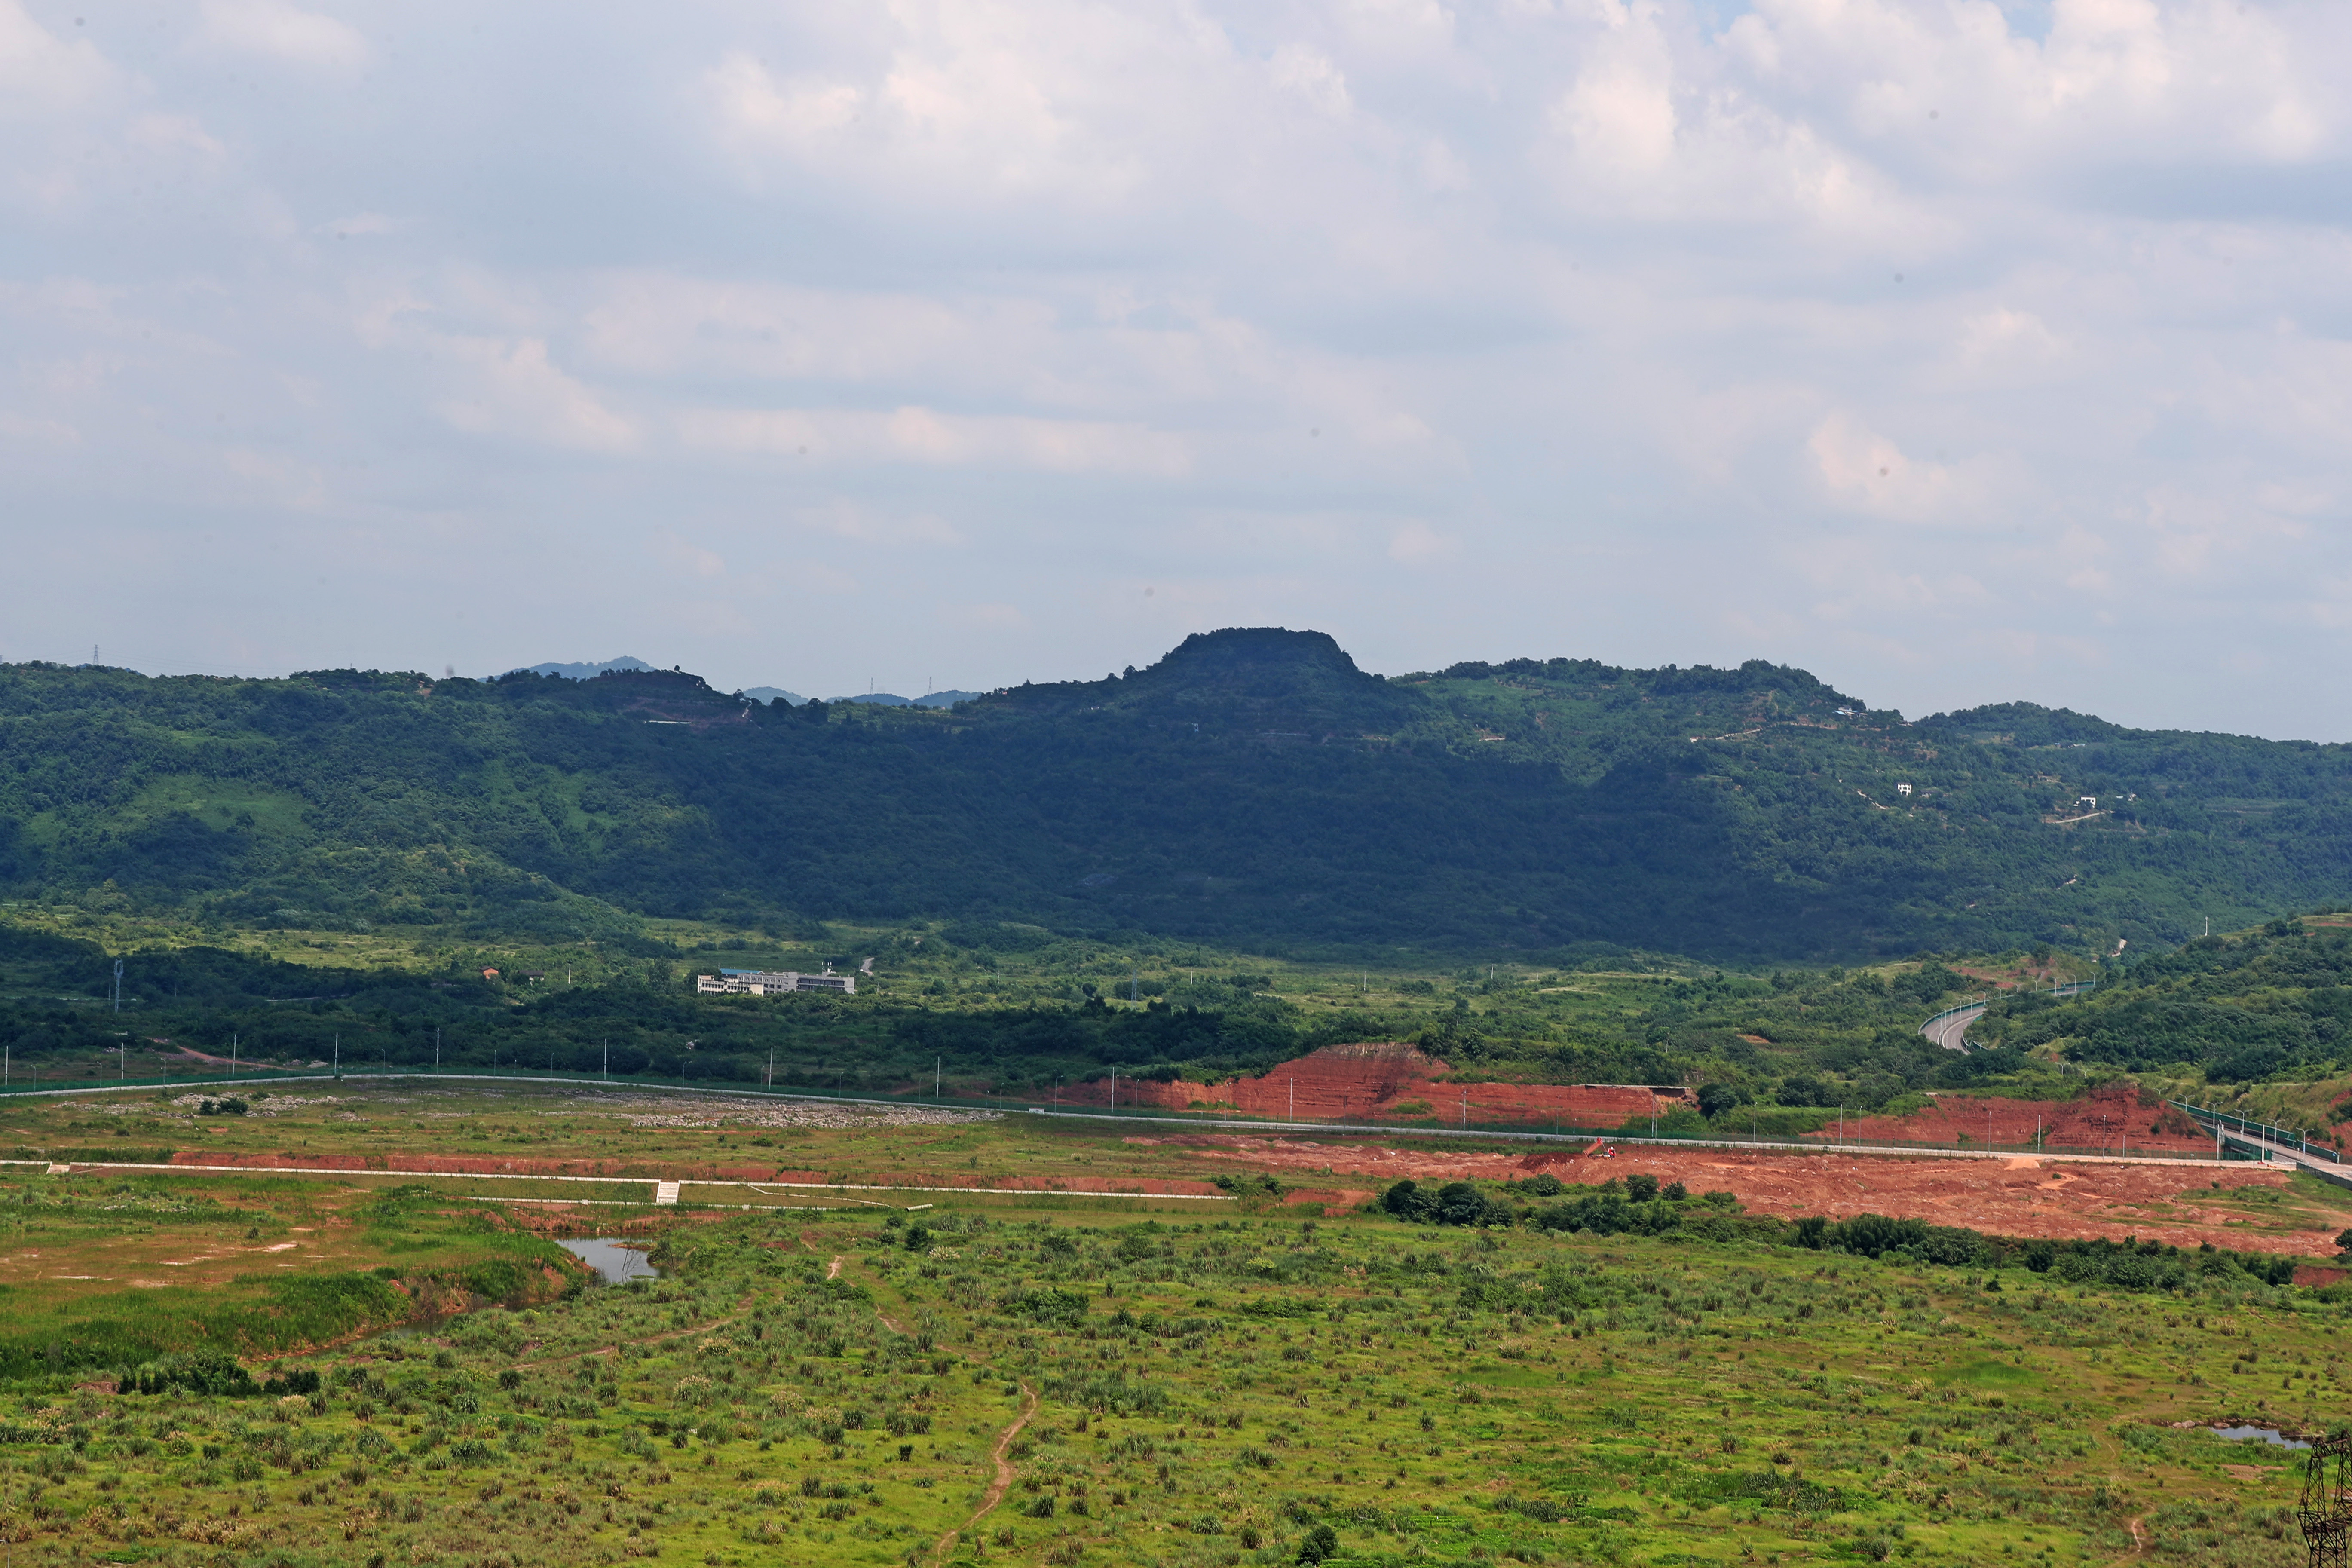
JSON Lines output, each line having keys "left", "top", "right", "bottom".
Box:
{"left": 1816, "top": 1084, "right": 2216, "bottom": 1155}
{"left": 1128, "top": 1133, "right": 2337, "bottom": 1256}
{"left": 1059, "top": 1043, "right": 1679, "bottom": 1127}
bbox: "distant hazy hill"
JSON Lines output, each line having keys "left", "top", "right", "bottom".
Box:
{"left": 539, "top": 676, "right": 983, "bottom": 709}
{"left": 2, "top": 628, "right": 2348, "bottom": 962}
{"left": 515, "top": 655, "right": 658, "bottom": 681}
{"left": 824, "top": 691, "right": 983, "bottom": 709}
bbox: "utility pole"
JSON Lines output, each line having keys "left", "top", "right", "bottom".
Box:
{"left": 1108, "top": 1067, "right": 1115, "bottom": 1114}
{"left": 936, "top": 1055, "right": 942, "bottom": 1103}
{"left": 333, "top": 1033, "right": 340, "bottom": 1077}
{"left": 603, "top": 1038, "right": 609, "bottom": 1081}
{"left": 434, "top": 1028, "right": 441, "bottom": 1072}
{"left": 112, "top": 960, "right": 123, "bottom": 1015}
{"left": 766, "top": 1043, "right": 775, "bottom": 1090}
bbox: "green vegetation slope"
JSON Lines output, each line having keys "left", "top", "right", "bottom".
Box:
{"left": 5, "top": 628, "right": 2351, "bottom": 965}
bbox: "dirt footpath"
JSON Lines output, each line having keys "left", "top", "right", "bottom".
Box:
{"left": 1131, "top": 1133, "right": 2337, "bottom": 1256}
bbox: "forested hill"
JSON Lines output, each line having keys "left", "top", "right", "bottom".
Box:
{"left": 1, "top": 627, "right": 2349, "bottom": 962}
{"left": 1973, "top": 915, "right": 2352, "bottom": 1086}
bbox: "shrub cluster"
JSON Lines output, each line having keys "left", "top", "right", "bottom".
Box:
{"left": 1377, "top": 1176, "right": 2303, "bottom": 1292}
{"left": 122, "top": 1353, "right": 321, "bottom": 1399}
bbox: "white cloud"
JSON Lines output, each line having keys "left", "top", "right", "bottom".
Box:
{"left": 1269, "top": 43, "right": 1352, "bottom": 118}
{"left": 5, "top": 0, "right": 2352, "bottom": 735}
{"left": 1551, "top": 58, "right": 1676, "bottom": 182}
{"left": 199, "top": 0, "right": 369, "bottom": 70}
{"left": 221, "top": 445, "right": 327, "bottom": 509}
{"left": 0, "top": 411, "right": 78, "bottom": 444}
{"left": 655, "top": 535, "right": 728, "bottom": 579}
{"left": 1805, "top": 412, "right": 1995, "bottom": 527}
{"left": 680, "top": 405, "right": 1189, "bottom": 477}
{"left": 952, "top": 602, "right": 1028, "bottom": 630}
{"left": 700, "top": 1, "right": 1190, "bottom": 203}
{"left": 433, "top": 337, "right": 637, "bottom": 453}
{"left": 0, "top": 1, "right": 117, "bottom": 120}
{"left": 1955, "top": 308, "right": 2069, "bottom": 376}
{"left": 1388, "top": 521, "right": 1458, "bottom": 563}
{"left": 799, "top": 501, "right": 963, "bottom": 547}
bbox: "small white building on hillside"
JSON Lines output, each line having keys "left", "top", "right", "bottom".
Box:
{"left": 695, "top": 968, "right": 857, "bottom": 997}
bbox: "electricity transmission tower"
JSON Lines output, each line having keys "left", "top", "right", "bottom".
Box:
{"left": 2302, "top": 1432, "right": 2352, "bottom": 1568}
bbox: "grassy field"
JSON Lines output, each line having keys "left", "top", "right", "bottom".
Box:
{"left": 0, "top": 1086, "right": 2322, "bottom": 1564}
{"left": 0, "top": 1168, "right": 579, "bottom": 1382}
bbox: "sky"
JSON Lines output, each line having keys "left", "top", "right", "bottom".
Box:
{"left": 4, "top": 0, "right": 2351, "bottom": 734}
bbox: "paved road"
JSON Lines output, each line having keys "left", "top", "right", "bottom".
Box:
{"left": 1921, "top": 1004, "right": 1987, "bottom": 1053}
{"left": 1918, "top": 982, "right": 2096, "bottom": 1055}
{"left": 2180, "top": 1113, "right": 2352, "bottom": 1189}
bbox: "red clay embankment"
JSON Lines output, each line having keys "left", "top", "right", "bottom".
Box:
{"left": 1057, "top": 1042, "right": 1678, "bottom": 1127}
{"left": 1817, "top": 1084, "right": 2214, "bottom": 1155}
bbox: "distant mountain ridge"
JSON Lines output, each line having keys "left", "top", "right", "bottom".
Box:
{"left": 516, "top": 655, "right": 658, "bottom": 681}
{"left": 822, "top": 691, "right": 983, "bottom": 709}
{"left": 522, "top": 661, "right": 976, "bottom": 711}
{"left": 1, "top": 626, "right": 2348, "bottom": 962}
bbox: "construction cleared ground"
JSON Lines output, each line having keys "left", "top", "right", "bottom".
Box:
{"left": 4, "top": 1074, "right": 2335, "bottom": 1254}
{"left": 0, "top": 1077, "right": 2330, "bottom": 1566}
{"left": 1120, "top": 1132, "right": 2346, "bottom": 1259}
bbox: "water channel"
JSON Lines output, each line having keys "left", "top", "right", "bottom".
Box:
{"left": 2212, "top": 1425, "right": 2311, "bottom": 1451}
{"left": 556, "top": 1237, "right": 659, "bottom": 1284}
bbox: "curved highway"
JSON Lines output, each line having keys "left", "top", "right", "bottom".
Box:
{"left": 1918, "top": 982, "right": 2095, "bottom": 1054}
{"left": 1920, "top": 1003, "right": 1987, "bottom": 1053}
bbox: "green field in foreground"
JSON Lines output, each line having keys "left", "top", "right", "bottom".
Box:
{"left": 0, "top": 1172, "right": 2329, "bottom": 1566}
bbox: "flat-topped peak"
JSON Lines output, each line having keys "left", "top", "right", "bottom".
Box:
{"left": 1151, "top": 627, "right": 1365, "bottom": 681}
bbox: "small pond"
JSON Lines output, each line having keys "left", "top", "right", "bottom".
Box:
{"left": 2213, "top": 1425, "right": 2311, "bottom": 1450}
{"left": 557, "top": 1237, "right": 659, "bottom": 1284}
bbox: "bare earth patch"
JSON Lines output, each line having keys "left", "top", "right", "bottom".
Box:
{"left": 1130, "top": 1133, "right": 2335, "bottom": 1253}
